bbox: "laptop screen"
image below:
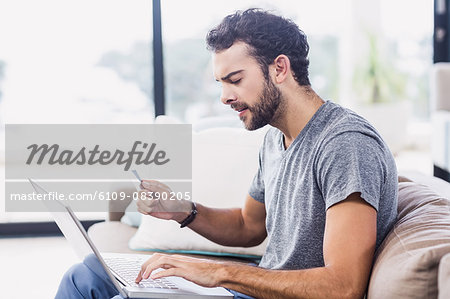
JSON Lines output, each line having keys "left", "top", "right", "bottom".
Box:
{"left": 28, "top": 179, "right": 128, "bottom": 298}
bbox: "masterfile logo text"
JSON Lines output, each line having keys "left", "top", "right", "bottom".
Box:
{"left": 5, "top": 124, "right": 192, "bottom": 212}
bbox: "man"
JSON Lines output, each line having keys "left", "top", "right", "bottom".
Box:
{"left": 57, "top": 8, "right": 397, "bottom": 299}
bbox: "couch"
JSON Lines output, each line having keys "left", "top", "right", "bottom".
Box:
{"left": 88, "top": 122, "right": 450, "bottom": 298}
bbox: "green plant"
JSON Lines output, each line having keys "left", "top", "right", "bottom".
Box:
{"left": 353, "top": 33, "right": 407, "bottom": 104}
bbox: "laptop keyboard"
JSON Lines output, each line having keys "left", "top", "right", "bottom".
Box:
{"left": 104, "top": 256, "right": 178, "bottom": 289}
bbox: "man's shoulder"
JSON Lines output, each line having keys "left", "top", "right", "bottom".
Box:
{"left": 310, "top": 103, "right": 394, "bottom": 166}
{"left": 319, "top": 103, "right": 383, "bottom": 144}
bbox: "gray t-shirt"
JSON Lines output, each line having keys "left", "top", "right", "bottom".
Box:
{"left": 249, "top": 100, "right": 398, "bottom": 270}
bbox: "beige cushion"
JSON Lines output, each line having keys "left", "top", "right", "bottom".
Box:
{"left": 439, "top": 253, "right": 450, "bottom": 299}
{"left": 87, "top": 221, "right": 262, "bottom": 263}
{"left": 367, "top": 182, "right": 450, "bottom": 298}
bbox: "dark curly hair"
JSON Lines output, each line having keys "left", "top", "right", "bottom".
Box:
{"left": 206, "top": 8, "right": 310, "bottom": 86}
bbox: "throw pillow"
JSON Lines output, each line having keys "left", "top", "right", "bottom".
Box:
{"left": 367, "top": 181, "right": 450, "bottom": 298}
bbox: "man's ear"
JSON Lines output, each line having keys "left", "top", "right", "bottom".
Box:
{"left": 273, "top": 55, "right": 290, "bottom": 84}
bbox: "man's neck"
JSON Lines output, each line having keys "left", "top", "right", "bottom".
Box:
{"left": 271, "top": 86, "right": 325, "bottom": 149}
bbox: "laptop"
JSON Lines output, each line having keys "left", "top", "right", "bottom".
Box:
{"left": 29, "top": 179, "right": 233, "bottom": 298}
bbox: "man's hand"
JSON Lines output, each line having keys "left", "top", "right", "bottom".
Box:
{"left": 136, "top": 180, "right": 192, "bottom": 222}
{"left": 135, "top": 253, "right": 226, "bottom": 288}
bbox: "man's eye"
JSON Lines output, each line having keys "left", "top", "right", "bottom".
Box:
{"left": 230, "top": 78, "right": 242, "bottom": 84}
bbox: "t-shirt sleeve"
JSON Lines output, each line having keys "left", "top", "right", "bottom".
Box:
{"left": 248, "top": 149, "right": 265, "bottom": 203}
{"left": 315, "top": 131, "right": 388, "bottom": 211}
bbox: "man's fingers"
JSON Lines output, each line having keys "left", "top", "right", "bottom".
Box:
{"left": 142, "top": 263, "right": 159, "bottom": 279}
{"left": 136, "top": 254, "right": 160, "bottom": 282}
{"left": 135, "top": 270, "right": 143, "bottom": 283}
{"left": 141, "top": 255, "right": 184, "bottom": 279}
{"left": 140, "top": 180, "right": 168, "bottom": 190}
{"left": 138, "top": 190, "right": 153, "bottom": 199}
{"left": 151, "top": 268, "right": 179, "bottom": 279}
{"left": 137, "top": 189, "right": 163, "bottom": 215}
{"left": 140, "top": 253, "right": 163, "bottom": 275}
{"left": 136, "top": 199, "right": 152, "bottom": 214}
{"left": 137, "top": 206, "right": 149, "bottom": 215}
{"left": 135, "top": 254, "right": 221, "bottom": 288}
{"left": 136, "top": 254, "right": 197, "bottom": 282}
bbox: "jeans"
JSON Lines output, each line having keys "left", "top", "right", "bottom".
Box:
{"left": 56, "top": 254, "right": 254, "bottom": 299}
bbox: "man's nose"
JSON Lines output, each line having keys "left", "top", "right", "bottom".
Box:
{"left": 220, "top": 88, "right": 237, "bottom": 105}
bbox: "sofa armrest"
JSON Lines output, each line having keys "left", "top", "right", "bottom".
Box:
{"left": 88, "top": 221, "right": 139, "bottom": 253}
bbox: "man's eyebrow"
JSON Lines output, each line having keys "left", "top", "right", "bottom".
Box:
{"left": 218, "top": 70, "right": 244, "bottom": 82}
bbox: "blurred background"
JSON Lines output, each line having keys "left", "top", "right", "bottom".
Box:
{"left": 0, "top": 0, "right": 447, "bottom": 297}
{"left": 1, "top": 0, "right": 435, "bottom": 221}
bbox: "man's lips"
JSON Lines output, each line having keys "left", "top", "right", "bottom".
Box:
{"left": 230, "top": 103, "right": 249, "bottom": 118}
{"left": 238, "top": 108, "right": 248, "bottom": 117}
{"left": 231, "top": 103, "right": 248, "bottom": 112}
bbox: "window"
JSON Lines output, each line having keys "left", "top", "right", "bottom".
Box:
{"left": 160, "top": 0, "right": 432, "bottom": 122}
{"left": 379, "top": 0, "right": 433, "bottom": 119}
{"left": 0, "top": 0, "right": 154, "bottom": 223}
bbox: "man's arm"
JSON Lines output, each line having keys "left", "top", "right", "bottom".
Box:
{"left": 137, "top": 192, "right": 376, "bottom": 299}
{"left": 137, "top": 180, "right": 267, "bottom": 248}
{"left": 186, "top": 195, "right": 267, "bottom": 247}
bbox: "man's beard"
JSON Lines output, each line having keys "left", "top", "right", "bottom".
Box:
{"left": 242, "top": 78, "right": 285, "bottom": 131}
